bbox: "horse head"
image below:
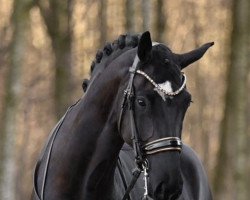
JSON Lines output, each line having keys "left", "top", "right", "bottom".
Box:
{"left": 118, "top": 31, "right": 213, "bottom": 200}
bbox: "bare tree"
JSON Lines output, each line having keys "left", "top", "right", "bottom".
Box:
{"left": 154, "top": 0, "right": 166, "bottom": 42}
{"left": 35, "top": 0, "right": 74, "bottom": 119}
{"left": 99, "top": 0, "right": 107, "bottom": 46}
{"left": 125, "top": 0, "right": 136, "bottom": 33}
{"left": 141, "top": 0, "right": 151, "bottom": 31}
{"left": 0, "top": 0, "right": 33, "bottom": 199}
{"left": 213, "top": 0, "right": 250, "bottom": 199}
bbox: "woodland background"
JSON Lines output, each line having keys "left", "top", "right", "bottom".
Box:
{"left": 0, "top": 0, "right": 249, "bottom": 200}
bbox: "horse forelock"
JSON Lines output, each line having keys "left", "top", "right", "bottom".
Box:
{"left": 140, "top": 44, "right": 183, "bottom": 91}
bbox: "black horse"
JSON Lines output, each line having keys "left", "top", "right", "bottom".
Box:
{"left": 32, "top": 31, "right": 213, "bottom": 200}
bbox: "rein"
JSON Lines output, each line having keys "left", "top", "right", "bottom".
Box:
{"left": 33, "top": 101, "right": 79, "bottom": 200}
{"left": 119, "top": 54, "right": 185, "bottom": 200}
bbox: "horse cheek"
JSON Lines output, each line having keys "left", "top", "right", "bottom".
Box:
{"left": 139, "top": 116, "right": 154, "bottom": 142}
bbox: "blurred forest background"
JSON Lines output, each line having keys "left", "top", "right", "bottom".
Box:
{"left": 0, "top": 0, "right": 249, "bottom": 199}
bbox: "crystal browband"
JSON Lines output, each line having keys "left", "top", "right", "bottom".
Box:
{"left": 136, "top": 70, "right": 186, "bottom": 96}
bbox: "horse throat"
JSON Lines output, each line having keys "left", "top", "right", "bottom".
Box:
{"left": 77, "top": 81, "right": 124, "bottom": 198}
{"left": 82, "top": 129, "right": 123, "bottom": 199}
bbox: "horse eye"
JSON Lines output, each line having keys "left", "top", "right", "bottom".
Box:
{"left": 137, "top": 99, "right": 146, "bottom": 107}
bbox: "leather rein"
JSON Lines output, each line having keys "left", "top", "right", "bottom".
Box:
{"left": 119, "top": 54, "right": 185, "bottom": 200}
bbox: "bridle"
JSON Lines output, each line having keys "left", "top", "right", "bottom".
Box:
{"left": 33, "top": 52, "right": 186, "bottom": 200}
{"left": 119, "top": 54, "right": 186, "bottom": 200}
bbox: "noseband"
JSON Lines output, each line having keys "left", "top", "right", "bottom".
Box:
{"left": 143, "top": 137, "right": 182, "bottom": 155}
{"left": 119, "top": 54, "right": 185, "bottom": 200}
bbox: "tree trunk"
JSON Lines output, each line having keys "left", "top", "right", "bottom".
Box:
{"left": 141, "top": 0, "right": 151, "bottom": 31}
{"left": 0, "top": 0, "right": 32, "bottom": 199}
{"left": 213, "top": 0, "right": 250, "bottom": 199}
{"left": 99, "top": 0, "right": 107, "bottom": 46}
{"left": 154, "top": 0, "right": 165, "bottom": 42}
{"left": 36, "top": 0, "right": 73, "bottom": 119}
{"left": 125, "top": 0, "right": 136, "bottom": 33}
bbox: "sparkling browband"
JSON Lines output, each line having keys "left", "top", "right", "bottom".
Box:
{"left": 136, "top": 70, "right": 186, "bottom": 96}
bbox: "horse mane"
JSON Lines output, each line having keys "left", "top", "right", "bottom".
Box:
{"left": 82, "top": 33, "right": 141, "bottom": 92}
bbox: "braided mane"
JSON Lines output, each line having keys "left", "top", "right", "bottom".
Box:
{"left": 82, "top": 33, "right": 141, "bottom": 92}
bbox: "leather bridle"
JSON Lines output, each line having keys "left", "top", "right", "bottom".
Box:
{"left": 33, "top": 53, "right": 186, "bottom": 200}
{"left": 119, "top": 54, "right": 185, "bottom": 200}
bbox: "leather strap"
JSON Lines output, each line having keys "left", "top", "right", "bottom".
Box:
{"left": 143, "top": 137, "right": 182, "bottom": 155}
{"left": 118, "top": 55, "right": 139, "bottom": 133}
{"left": 121, "top": 168, "right": 141, "bottom": 200}
{"left": 117, "top": 158, "right": 131, "bottom": 200}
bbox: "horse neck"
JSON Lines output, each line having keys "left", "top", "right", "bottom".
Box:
{"left": 78, "top": 67, "right": 126, "bottom": 199}
{"left": 80, "top": 119, "right": 123, "bottom": 199}
{"left": 41, "top": 66, "right": 125, "bottom": 200}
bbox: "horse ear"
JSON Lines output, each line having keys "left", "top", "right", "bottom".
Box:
{"left": 175, "top": 42, "right": 214, "bottom": 69}
{"left": 137, "top": 31, "right": 152, "bottom": 62}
